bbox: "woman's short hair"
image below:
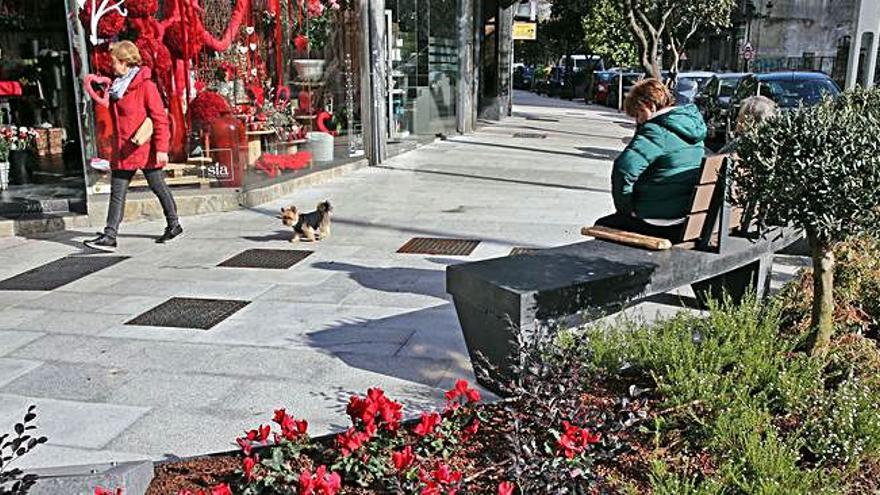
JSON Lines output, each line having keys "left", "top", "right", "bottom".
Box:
{"left": 624, "top": 78, "right": 674, "bottom": 117}
{"left": 109, "top": 41, "right": 142, "bottom": 67}
{"left": 736, "top": 95, "right": 777, "bottom": 133}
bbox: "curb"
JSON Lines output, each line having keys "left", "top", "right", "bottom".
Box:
{"left": 27, "top": 460, "right": 153, "bottom": 495}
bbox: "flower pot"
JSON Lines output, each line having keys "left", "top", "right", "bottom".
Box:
{"left": 8, "top": 150, "right": 31, "bottom": 185}
{"left": 294, "top": 60, "right": 326, "bottom": 82}
{"left": 0, "top": 161, "right": 9, "bottom": 190}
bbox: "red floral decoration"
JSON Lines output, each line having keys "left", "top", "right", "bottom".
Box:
{"left": 294, "top": 35, "right": 310, "bottom": 54}
{"left": 163, "top": 21, "right": 206, "bottom": 59}
{"left": 91, "top": 43, "right": 115, "bottom": 77}
{"left": 78, "top": 1, "right": 126, "bottom": 40}
{"left": 127, "top": 17, "right": 162, "bottom": 40}
{"left": 124, "top": 0, "right": 159, "bottom": 18}
{"left": 187, "top": 91, "right": 232, "bottom": 128}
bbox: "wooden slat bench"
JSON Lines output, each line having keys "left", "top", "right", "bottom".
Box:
{"left": 446, "top": 154, "right": 799, "bottom": 393}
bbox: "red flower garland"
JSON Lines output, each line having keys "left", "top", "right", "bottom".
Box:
{"left": 163, "top": 21, "right": 205, "bottom": 59}
{"left": 78, "top": 0, "right": 126, "bottom": 40}
{"left": 187, "top": 91, "right": 232, "bottom": 128}
{"left": 124, "top": 0, "right": 159, "bottom": 18}
{"left": 91, "top": 43, "right": 115, "bottom": 77}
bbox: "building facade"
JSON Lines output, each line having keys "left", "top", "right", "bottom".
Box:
{"left": 688, "top": 0, "right": 861, "bottom": 85}
{"left": 0, "top": 0, "right": 512, "bottom": 220}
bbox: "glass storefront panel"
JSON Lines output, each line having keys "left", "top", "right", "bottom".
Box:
{"left": 76, "top": 0, "right": 366, "bottom": 198}
{"left": 0, "top": 0, "right": 87, "bottom": 216}
{"left": 386, "top": 0, "right": 460, "bottom": 142}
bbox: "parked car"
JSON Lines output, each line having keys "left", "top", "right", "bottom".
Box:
{"left": 545, "top": 66, "right": 566, "bottom": 97}
{"left": 674, "top": 71, "right": 716, "bottom": 104}
{"left": 555, "top": 68, "right": 591, "bottom": 100}
{"left": 695, "top": 72, "right": 749, "bottom": 142}
{"left": 513, "top": 65, "right": 535, "bottom": 90}
{"left": 726, "top": 71, "right": 841, "bottom": 139}
{"left": 587, "top": 70, "right": 616, "bottom": 105}
{"left": 533, "top": 67, "right": 552, "bottom": 95}
{"left": 606, "top": 71, "right": 645, "bottom": 108}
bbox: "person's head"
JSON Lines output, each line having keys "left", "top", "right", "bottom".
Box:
{"left": 736, "top": 95, "right": 777, "bottom": 134}
{"left": 624, "top": 78, "right": 675, "bottom": 124}
{"left": 109, "top": 41, "right": 142, "bottom": 77}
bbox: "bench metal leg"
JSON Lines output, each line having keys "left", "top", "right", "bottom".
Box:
{"left": 451, "top": 296, "right": 524, "bottom": 394}
{"left": 691, "top": 254, "right": 774, "bottom": 306}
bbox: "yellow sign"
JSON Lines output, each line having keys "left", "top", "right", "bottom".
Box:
{"left": 513, "top": 22, "right": 537, "bottom": 41}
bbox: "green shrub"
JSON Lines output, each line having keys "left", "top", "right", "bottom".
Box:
{"left": 797, "top": 377, "right": 880, "bottom": 467}
{"left": 580, "top": 294, "right": 880, "bottom": 493}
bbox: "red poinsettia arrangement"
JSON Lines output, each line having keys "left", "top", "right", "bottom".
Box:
{"left": 187, "top": 91, "right": 232, "bottom": 128}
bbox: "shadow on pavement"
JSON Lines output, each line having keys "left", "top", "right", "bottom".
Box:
{"left": 375, "top": 165, "right": 611, "bottom": 194}
{"left": 242, "top": 230, "right": 294, "bottom": 242}
{"left": 312, "top": 260, "right": 448, "bottom": 298}
{"left": 303, "top": 303, "right": 473, "bottom": 390}
{"left": 576, "top": 146, "right": 620, "bottom": 161}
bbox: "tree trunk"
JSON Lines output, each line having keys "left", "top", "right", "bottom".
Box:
{"left": 806, "top": 232, "right": 835, "bottom": 356}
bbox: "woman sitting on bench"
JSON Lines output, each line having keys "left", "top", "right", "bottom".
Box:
{"left": 595, "top": 78, "right": 707, "bottom": 242}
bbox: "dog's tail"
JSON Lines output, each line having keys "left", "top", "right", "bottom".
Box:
{"left": 318, "top": 200, "right": 332, "bottom": 213}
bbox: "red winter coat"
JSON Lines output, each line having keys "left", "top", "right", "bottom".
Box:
{"left": 109, "top": 67, "right": 170, "bottom": 171}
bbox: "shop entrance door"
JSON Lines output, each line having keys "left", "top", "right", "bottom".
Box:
{"left": 384, "top": 0, "right": 460, "bottom": 142}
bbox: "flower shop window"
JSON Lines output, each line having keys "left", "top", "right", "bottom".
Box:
{"left": 0, "top": 0, "right": 86, "bottom": 215}
{"left": 78, "top": 0, "right": 366, "bottom": 195}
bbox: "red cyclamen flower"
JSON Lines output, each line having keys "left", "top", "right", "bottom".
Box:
{"left": 444, "top": 380, "right": 480, "bottom": 404}
{"left": 461, "top": 418, "right": 480, "bottom": 441}
{"left": 236, "top": 436, "right": 253, "bottom": 456}
{"left": 497, "top": 481, "right": 515, "bottom": 495}
{"left": 557, "top": 421, "right": 600, "bottom": 459}
{"left": 211, "top": 484, "right": 233, "bottom": 495}
{"left": 299, "top": 465, "right": 342, "bottom": 495}
{"left": 413, "top": 412, "right": 442, "bottom": 437}
{"left": 243, "top": 455, "right": 258, "bottom": 480}
{"left": 391, "top": 445, "right": 415, "bottom": 471}
{"left": 336, "top": 427, "right": 371, "bottom": 456}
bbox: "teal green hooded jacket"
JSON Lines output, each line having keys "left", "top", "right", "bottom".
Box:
{"left": 611, "top": 104, "right": 707, "bottom": 219}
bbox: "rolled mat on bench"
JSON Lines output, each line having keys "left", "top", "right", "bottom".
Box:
{"left": 581, "top": 225, "right": 672, "bottom": 251}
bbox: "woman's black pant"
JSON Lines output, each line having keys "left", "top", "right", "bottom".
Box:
{"left": 103, "top": 169, "right": 179, "bottom": 239}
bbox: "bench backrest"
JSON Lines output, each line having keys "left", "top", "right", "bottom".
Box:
{"left": 678, "top": 154, "right": 744, "bottom": 252}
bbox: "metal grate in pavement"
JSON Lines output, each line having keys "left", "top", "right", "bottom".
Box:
{"left": 126, "top": 297, "right": 250, "bottom": 330}
{"left": 509, "top": 247, "right": 540, "bottom": 256}
{"left": 218, "top": 249, "right": 313, "bottom": 269}
{"left": 512, "top": 133, "right": 547, "bottom": 139}
{"left": 397, "top": 238, "right": 480, "bottom": 256}
{"left": 0, "top": 255, "right": 129, "bottom": 291}
{"left": 525, "top": 116, "right": 559, "bottom": 123}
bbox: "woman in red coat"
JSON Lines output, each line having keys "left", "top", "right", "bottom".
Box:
{"left": 85, "top": 41, "right": 182, "bottom": 252}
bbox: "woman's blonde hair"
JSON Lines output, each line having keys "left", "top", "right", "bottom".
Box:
{"left": 623, "top": 78, "right": 674, "bottom": 117}
{"left": 109, "top": 40, "right": 142, "bottom": 67}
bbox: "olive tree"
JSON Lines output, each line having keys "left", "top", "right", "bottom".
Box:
{"left": 732, "top": 88, "right": 880, "bottom": 355}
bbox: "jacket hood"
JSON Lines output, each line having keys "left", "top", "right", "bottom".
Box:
{"left": 649, "top": 104, "right": 706, "bottom": 144}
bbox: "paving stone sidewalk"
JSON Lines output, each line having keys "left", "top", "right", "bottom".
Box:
{"left": 0, "top": 92, "right": 807, "bottom": 469}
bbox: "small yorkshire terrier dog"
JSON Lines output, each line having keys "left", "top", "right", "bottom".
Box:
{"left": 279, "top": 201, "right": 332, "bottom": 242}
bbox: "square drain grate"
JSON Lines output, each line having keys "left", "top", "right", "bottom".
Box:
{"left": 512, "top": 133, "right": 547, "bottom": 139}
{"left": 509, "top": 247, "right": 540, "bottom": 256}
{"left": 0, "top": 255, "right": 129, "bottom": 291}
{"left": 397, "top": 237, "right": 480, "bottom": 256}
{"left": 126, "top": 297, "right": 250, "bottom": 330}
{"left": 218, "top": 249, "right": 313, "bottom": 269}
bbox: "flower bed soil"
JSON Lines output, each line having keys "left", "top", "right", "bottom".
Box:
{"left": 148, "top": 387, "right": 657, "bottom": 494}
